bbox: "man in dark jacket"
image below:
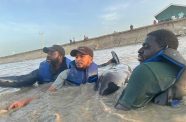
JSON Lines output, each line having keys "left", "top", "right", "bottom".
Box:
{"left": 115, "top": 29, "right": 185, "bottom": 110}
{"left": 0, "top": 45, "right": 71, "bottom": 87}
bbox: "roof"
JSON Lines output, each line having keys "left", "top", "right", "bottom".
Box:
{"left": 155, "top": 4, "right": 186, "bottom": 17}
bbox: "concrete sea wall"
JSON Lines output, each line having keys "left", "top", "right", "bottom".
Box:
{"left": 0, "top": 18, "right": 186, "bottom": 64}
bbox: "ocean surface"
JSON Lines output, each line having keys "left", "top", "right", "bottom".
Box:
{"left": 0, "top": 36, "right": 186, "bottom": 122}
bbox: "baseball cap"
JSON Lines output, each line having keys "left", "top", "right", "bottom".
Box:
{"left": 70, "top": 46, "right": 93, "bottom": 57}
{"left": 43, "top": 45, "right": 65, "bottom": 56}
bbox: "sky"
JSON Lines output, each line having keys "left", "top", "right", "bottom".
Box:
{"left": 0, "top": 0, "right": 186, "bottom": 57}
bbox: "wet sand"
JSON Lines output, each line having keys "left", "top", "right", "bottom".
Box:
{"left": 0, "top": 84, "right": 186, "bottom": 122}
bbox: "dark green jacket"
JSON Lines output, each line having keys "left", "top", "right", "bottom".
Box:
{"left": 118, "top": 62, "right": 180, "bottom": 109}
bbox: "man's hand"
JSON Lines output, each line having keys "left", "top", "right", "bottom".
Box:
{"left": 8, "top": 100, "right": 26, "bottom": 110}
{"left": 8, "top": 97, "right": 35, "bottom": 110}
{"left": 48, "top": 85, "right": 57, "bottom": 92}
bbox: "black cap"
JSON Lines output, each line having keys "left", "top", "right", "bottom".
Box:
{"left": 43, "top": 45, "right": 65, "bottom": 56}
{"left": 70, "top": 46, "right": 93, "bottom": 57}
